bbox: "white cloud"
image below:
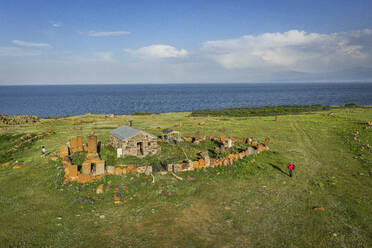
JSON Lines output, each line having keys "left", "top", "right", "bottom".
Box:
{"left": 1, "top": 29, "right": 372, "bottom": 84}
{"left": 203, "top": 29, "right": 372, "bottom": 73}
{"left": 12, "top": 40, "right": 51, "bottom": 48}
{"left": 87, "top": 30, "right": 131, "bottom": 37}
{"left": 0, "top": 47, "right": 41, "bottom": 56}
{"left": 52, "top": 23, "right": 62, "bottom": 28}
{"left": 125, "top": 44, "right": 188, "bottom": 58}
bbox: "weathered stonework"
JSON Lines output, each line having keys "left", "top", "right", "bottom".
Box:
{"left": 110, "top": 131, "right": 160, "bottom": 158}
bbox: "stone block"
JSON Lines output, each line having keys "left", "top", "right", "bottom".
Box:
{"left": 60, "top": 145, "right": 69, "bottom": 158}
{"left": 95, "top": 160, "right": 105, "bottom": 176}
{"left": 77, "top": 174, "right": 95, "bottom": 183}
{"left": 223, "top": 159, "right": 229, "bottom": 166}
{"left": 82, "top": 161, "right": 91, "bottom": 175}
{"left": 106, "top": 166, "right": 115, "bottom": 174}
{"left": 49, "top": 156, "right": 58, "bottom": 161}
{"left": 76, "top": 136, "right": 83, "bottom": 152}
{"left": 205, "top": 158, "right": 210, "bottom": 167}
{"left": 96, "top": 184, "right": 104, "bottom": 194}
{"left": 114, "top": 167, "right": 123, "bottom": 175}
{"left": 219, "top": 135, "right": 226, "bottom": 143}
{"left": 125, "top": 164, "right": 137, "bottom": 174}
{"left": 246, "top": 147, "right": 256, "bottom": 155}
{"left": 1, "top": 162, "right": 11, "bottom": 168}
{"left": 69, "top": 165, "right": 78, "bottom": 179}
{"left": 193, "top": 161, "right": 199, "bottom": 168}
{"left": 70, "top": 137, "right": 78, "bottom": 153}
{"left": 114, "top": 193, "right": 121, "bottom": 204}
{"left": 86, "top": 152, "right": 99, "bottom": 160}
{"left": 138, "top": 166, "right": 152, "bottom": 175}
{"left": 144, "top": 166, "right": 152, "bottom": 175}
{"left": 87, "top": 135, "right": 97, "bottom": 153}
{"left": 198, "top": 159, "right": 205, "bottom": 168}
{"left": 167, "top": 163, "right": 173, "bottom": 172}
{"left": 62, "top": 157, "right": 72, "bottom": 167}
{"left": 257, "top": 144, "right": 265, "bottom": 153}
{"left": 179, "top": 162, "right": 191, "bottom": 171}
{"left": 137, "top": 166, "right": 146, "bottom": 173}
{"left": 173, "top": 164, "right": 179, "bottom": 173}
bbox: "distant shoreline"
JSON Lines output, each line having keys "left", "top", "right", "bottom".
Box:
{"left": 2, "top": 104, "right": 371, "bottom": 120}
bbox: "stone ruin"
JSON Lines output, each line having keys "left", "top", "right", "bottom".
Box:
{"left": 60, "top": 132, "right": 270, "bottom": 184}
{"left": 60, "top": 134, "right": 153, "bottom": 183}
{"left": 61, "top": 134, "right": 106, "bottom": 183}
{"left": 166, "top": 135, "right": 270, "bottom": 173}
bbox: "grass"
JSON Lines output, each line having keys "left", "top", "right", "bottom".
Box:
{"left": 0, "top": 106, "right": 371, "bottom": 247}
{"left": 190, "top": 103, "right": 367, "bottom": 117}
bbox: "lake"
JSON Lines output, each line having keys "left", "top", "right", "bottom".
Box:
{"left": 0, "top": 83, "right": 371, "bottom": 118}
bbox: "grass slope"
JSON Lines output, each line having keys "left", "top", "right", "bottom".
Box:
{"left": 0, "top": 107, "right": 371, "bottom": 247}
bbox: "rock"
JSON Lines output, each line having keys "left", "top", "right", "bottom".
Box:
{"left": 224, "top": 206, "right": 232, "bottom": 210}
{"left": 13, "top": 161, "right": 24, "bottom": 169}
{"left": 199, "top": 121, "right": 206, "bottom": 125}
{"left": 99, "top": 214, "right": 105, "bottom": 219}
{"left": 105, "top": 186, "right": 110, "bottom": 192}
{"left": 1, "top": 162, "right": 11, "bottom": 168}
{"left": 225, "top": 218, "right": 233, "bottom": 224}
{"left": 187, "top": 175, "right": 195, "bottom": 181}
{"left": 114, "top": 193, "right": 121, "bottom": 204}
{"left": 96, "top": 184, "right": 104, "bottom": 194}
{"left": 312, "top": 206, "right": 325, "bottom": 211}
{"left": 49, "top": 156, "right": 58, "bottom": 161}
{"left": 114, "top": 167, "right": 123, "bottom": 175}
{"left": 106, "top": 166, "right": 115, "bottom": 174}
{"left": 161, "top": 189, "right": 170, "bottom": 196}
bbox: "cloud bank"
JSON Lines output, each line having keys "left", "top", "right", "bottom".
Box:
{"left": 87, "top": 30, "right": 131, "bottom": 37}
{"left": 12, "top": 40, "right": 51, "bottom": 48}
{"left": 1, "top": 29, "right": 372, "bottom": 84}
{"left": 126, "top": 44, "right": 188, "bottom": 59}
{"left": 203, "top": 29, "right": 372, "bottom": 74}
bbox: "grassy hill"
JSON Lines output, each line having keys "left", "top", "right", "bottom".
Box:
{"left": 0, "top": 106, "right": 371, "bottom": 247}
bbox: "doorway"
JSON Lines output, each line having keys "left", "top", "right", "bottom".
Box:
{"left": 137, "top": 142, "right": 144, "bottom": 156}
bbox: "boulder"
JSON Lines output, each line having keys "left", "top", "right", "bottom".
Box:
{"left": 96, "top": 184, "right": 104, "bottom": 194}
{"left": 106, "top": 166, "right": 115, "bottom": 175}
{"left": 1, "top": 162, "right": 11, "bottom": 168}
{"left": 114, "top": 167, "right": 123, "bottom": 175}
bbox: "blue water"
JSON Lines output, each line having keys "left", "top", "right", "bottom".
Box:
{"left": 0, "top": 83, "right": 371, "bottom": 118}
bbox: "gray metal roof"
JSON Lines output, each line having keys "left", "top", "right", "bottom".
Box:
{"left": 110, "top": 125, "right": 156, "bottom": 140}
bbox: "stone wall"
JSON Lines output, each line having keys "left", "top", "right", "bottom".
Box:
{"left": 110, "top": 131, "right": 160, "bottom": 158}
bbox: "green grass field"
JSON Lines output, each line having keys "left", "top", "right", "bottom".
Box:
{"left": 0, "top": 107, "right": 371, "bottom": 247}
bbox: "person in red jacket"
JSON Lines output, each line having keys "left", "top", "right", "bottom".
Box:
{"left": 288, "top": 163, "right": 295, "bottom": 177}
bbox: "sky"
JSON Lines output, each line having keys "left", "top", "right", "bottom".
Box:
{"left": 1, "top": 0, "right": 372, "bottom": 85}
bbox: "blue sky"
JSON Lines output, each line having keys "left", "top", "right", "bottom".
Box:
{"left": 1, "top": 0, "right": 372, "bottom": 84}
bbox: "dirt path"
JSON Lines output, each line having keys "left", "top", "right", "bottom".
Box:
{"left": 289, "top": 121, "right": 323, "bottom": 180}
